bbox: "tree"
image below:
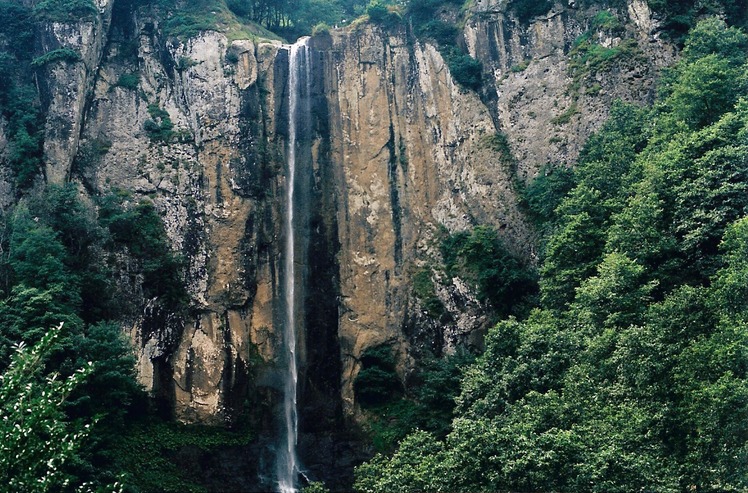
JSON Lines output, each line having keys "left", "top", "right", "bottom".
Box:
{"left": 354, "top": 430, "right": 449, "bottom": 493}
{"left": 0, "top": 323, "right": 122, "bottom": 492}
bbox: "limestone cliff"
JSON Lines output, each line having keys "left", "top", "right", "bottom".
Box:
{"left": 16, "top": 0, "right": 674, "bottom": 438}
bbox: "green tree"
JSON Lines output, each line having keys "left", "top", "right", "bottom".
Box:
{"left": 0, "top": 323, "right": 122, "bottom": 492}
{"left": 354, "top": 430, "right": 449, "bottom": 493}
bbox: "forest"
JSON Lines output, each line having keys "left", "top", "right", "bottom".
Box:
{"left": 0, "top": 0, "right": 746, "bottom": 491}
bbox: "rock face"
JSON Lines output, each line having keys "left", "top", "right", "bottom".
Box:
{"left": 38, "top": 0, "right": 115, "bottom": 184}
{"left": 15, "top": 0, "right": 674, "bottom": 483}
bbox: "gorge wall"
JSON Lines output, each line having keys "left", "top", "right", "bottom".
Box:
{"left": 12, "top": 0, "right": 675, "bottom": 482}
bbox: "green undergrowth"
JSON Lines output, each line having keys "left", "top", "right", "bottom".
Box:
{"left": 33, "top": 0, "right": 97, "bottom": 22}
{"left": 0, "top": 2, "right": 44, "bottom": 189}
{"left": 568, "top": 31, "right": 641, "bottom": 98}
{"left": 143, "top": 104, "right": 193, "bottom": 144}
{"left": 113, "top": 419, "right": 255, "bottom": 492}
{"left": 646, "top": 0, "right": 747, "bottom": 44}
{"left": 354, "top": 345, "right": 403, "bottom": 408}
{"left": 130, "top": 0, "right": 282, "bottom": 41}
{"left": 406, "top": 0, "right": 483, "bottom": 90}
{"left": 98, "top": 191, "right": 188, "bottom": 309}
{"left": 508, "top": 0, "right": 553, "bottom": 23}
{"left": 115, "top": 72, "right": 140, "bottom": 90}
{"left": 517, "top": 162, "right": 575, "bottom": 228}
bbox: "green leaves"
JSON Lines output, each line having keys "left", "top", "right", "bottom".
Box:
{"left": 354, "top": 430, "right": 449, "bottom": 493}
{"left": 0, "top": 323, "right": 122, "bottom": 493}
{"left": 441, "top": 226, "right": 537, "bottom": 317}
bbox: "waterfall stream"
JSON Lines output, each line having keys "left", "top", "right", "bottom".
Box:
{"left": 278, "top": 37, "right": 310, "bottom": 493}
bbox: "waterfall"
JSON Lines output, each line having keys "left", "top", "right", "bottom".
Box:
{"left": 278, "top": 37, "right": 310, "bottom": 493}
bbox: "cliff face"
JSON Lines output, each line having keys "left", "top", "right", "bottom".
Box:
{"left": 19, "top": 0, "right": 673, "bottom": 431}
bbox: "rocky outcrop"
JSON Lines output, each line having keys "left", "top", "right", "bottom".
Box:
{"left": 37, "top": 0, "right": 115, "bottom": 184}
{"left": 78, "top": 9, "right": 290, "bottom": 423}
{"left": 317, "top": 28, "right": 530, "bottom": 416}
{"left": 25, "top": 0, "right": 674, "bottom": 436}
{"left": 465, "top": 0, "right": 675, "bottom": 181}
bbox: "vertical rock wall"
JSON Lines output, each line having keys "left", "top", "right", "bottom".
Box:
{"left": 25, "top": 0, "right": 673, "bottom": 431}
{"left": 38, "top": 0, "right": 115, "bottom": 184}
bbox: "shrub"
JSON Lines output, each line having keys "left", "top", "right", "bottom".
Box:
{"left": 112, "top": 419, "right": 253, "bottom": 492}
{"left": 225, "top": 50, "right": 240, "bottom": 64}
{"left": 591, "top": 10, "right": 621, "bottom": 31}
{"left": 0, "top": 324, "right": 104, "bottom": 492}
{"left": 447, "top": 52, "right": 482, "bottom": 90}
{"left": 510, "top": 59, "right": 530, "bottom": 72}
{"left": 31, "top": 48, "right": 81, "bottom": 67}
{"left": 366, "top": 0, "right": 401, "bottom": 27}
{"left": 115, "top": 72, "right": 139, "bottom": 90}
{"left": 440, "top": 226, "right": 537, "bottom": 316}
{"left": 312, "top": 22, "right": 331, "bottom": 36}
{"left": 418, "top": 20, "right": 459, "bottom": 46}
{"left": 226, "top": 0, "right": 251, "bottom": 18}
{"left": 510, "top": 0, "right": 553, "bottom": 23}
{"left": 413, "top": 268, "right": 445, "bottom": 318}
{"left": 367, "top": 1, "right": 389, "bottom": 21}
{"left": 518, "top": 163, "right": 576, "bottom": 225}
{"left": 98, "top": 195, "right": 187, "bottom": 308}
{"left": 5, "top": 85, "right": 43, "bottom": 189}
{"left": 550, "top": 102, "right": 579, "bottom": 125}
{"left": 143, "top": 104, "right": 176, "bottom": 143}
{"left": 354, "top": 345, "right": 402, "bottom": 407}
{"left": 33, "top": 0, "right": 97, "bottom": 22}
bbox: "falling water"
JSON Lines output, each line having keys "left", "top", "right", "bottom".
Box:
{"left": 278, "top": 37, "right": 310, "bottom": 493}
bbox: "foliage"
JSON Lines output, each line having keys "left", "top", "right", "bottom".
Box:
{"left": 517, "top": 162, "right": 575, "bottom": 226}
{"left": 31, "top": 48, "right": 81, "bottom": 67}
{"left": 0, "top": 185, "right": 188, "bottom": 489}
{"left": 115, "top": 73, "right": 139, "bottom": 90}
{"left": 510, "top": 59, "right": 530, "bottom": 72}
{"left": 0, "top": 323, "right": 122, "bottom": 492}
{"left": 508, "top": 0, "right": 552, "bottom": 23}
{"left": 4, "top": 82, "right": 44, "bottom": 190}
{"left": 33, "top": 0, "right": 97, "bottom": 22}
{"left": 355, "top": 18, "right": 748, "bottom": 492}
{"left": 311, "top": 22, "right": 331, "bottom": 36}
{"left": 418, "top": 20, "right": 459, "bottom": 46}
{"left": 412, "top": 268, "right": 445, "bottom": 318}
{"left": 98, "top": 194, "right": 187, "bottom": 308}
{"left": 591, "top": 10, "right": 621, "bottom": 31}
{"left": 540, "top": 100, "right": 649, "bottom": 309}
{"left": 302, "top": 482, "right": 331, "bottom": 493}
{"left": 440, "top": 226, "right": 537, "bottom": 317}
{"left": 355, "top": 430, "right": 448, "bottom": 493}
{"left": 550, "top": 102, "right": 579, "bottom": 125}
{"left": 569, "top": 35, "right": 640, "bottom": 95}
{"left": 404, "top": 0, "right": 483, "bottom": 91}
{"left": 143, "top": 104, "right": 176, "bottom": 142}
{"left": 445, "top": 51, "right": 482, "bottom": 90}
{"left": 366, "top": 0, "right": 401, "bottom": 27}
{"left": 354, "top": 345, "right": 402, "bottom": 407}
{"left": 362, "top": 350, "right": 474, "bottom": 452}
{"left": 112, "top": 419, "right": 253, "bottom": 492}
{"left": 646, "top": 0, "right": 748, "bottom": 44}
